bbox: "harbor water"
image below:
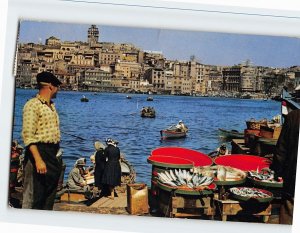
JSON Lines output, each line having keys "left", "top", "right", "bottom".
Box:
{"left": 12, "top": 89, "right": 280, "bottom": 185}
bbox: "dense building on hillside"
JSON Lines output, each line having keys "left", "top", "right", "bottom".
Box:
{"left": 15, "top": 25, "right": 298, "bottom": 96}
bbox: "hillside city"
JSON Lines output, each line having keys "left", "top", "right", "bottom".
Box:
{"left": 16, "top": 25, "right": 300, "bottom": 98}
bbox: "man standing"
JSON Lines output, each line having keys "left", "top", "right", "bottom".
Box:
{"left": 22, "top": 71, "right": 62, "bottom": 210}
{"left": 270, "top": 109, "right": 300, "bottom": 224}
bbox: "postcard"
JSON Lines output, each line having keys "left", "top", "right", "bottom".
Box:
{"left": 1, "top": 1, "right": 300, "bottom": 233}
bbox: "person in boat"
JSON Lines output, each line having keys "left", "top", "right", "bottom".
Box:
{"left": 101, "top": 138, "right": 121, "bottom": 199}
{"left": 141, "top": 107, "right": 147, "bottom": 114}
{"left": 216, "top": 144, "right": 229, "bottom": 156}
{"left": 93, "top": 141, "right": 106, "bottom": 194}
{"left": 21, "top": 71, "right": 62, "bottom": 210}
{"left": 175, "top": 120, "right": 188, "bottom": 132}
{"left": 67, "top": 158, "right": 91, "bottom": 192}
{"left": 270, "top": 109, "right": 300, "bottom": 225}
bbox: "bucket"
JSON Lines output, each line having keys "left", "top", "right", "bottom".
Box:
{"left": 127, "top": 183, "right": 149, "bottom": 215}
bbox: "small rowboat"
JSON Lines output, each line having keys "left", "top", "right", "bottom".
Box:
{"left": 218, "top": 128, "right": 244, "bottom": 139}
{"left": 160, "top": 129, "right": 187, "bottom": 140}
{"left": 141, "top": 107, "right": 156, "bottom": 118}
{"left": 80, "top": 96, "right": 89, "bottom": 102}
{"left": 147, "top": 96, "right": 153, "bottom": 101}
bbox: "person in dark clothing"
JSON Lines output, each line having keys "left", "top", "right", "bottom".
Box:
{"left": 93, "top": 141, "right": 106, "bottom": 190}
{"left": 270, "top": 109, "right": 300, "bottom": 225}
{"left": 101, "top": 138, "right": 121, "bottom": 199}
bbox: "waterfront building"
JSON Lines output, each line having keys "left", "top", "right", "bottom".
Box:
{"left": 240, "top": 66, "right": 258, "bottom": 93}
{"left": 82, "top": 68, "right": 112, "bottom": 91}
{"left": 222, "top": 66, "right": 241, "bottom": 92}
{"left": 114, "top": 61, "right": 142, "bottom": 79}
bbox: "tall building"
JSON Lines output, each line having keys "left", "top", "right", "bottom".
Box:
{"left": 87, "top": 25, "right": 99, "bottom": 47}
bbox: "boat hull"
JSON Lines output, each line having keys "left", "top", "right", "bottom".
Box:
{"left": 160, "top": 130, "right": 186, "bottom": 140}
{"left": 218, "top": 128, "right": 244, "bottom": 139}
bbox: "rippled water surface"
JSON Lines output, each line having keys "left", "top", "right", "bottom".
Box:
{"left": 12, "top": 89, "right": 280, "bottom": 184}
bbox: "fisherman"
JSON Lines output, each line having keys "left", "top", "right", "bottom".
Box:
{"left": 175, "top": 120, "right": 188, "bottom": 132}
{"left": 217, "top": 144, "right": 229, "bottom": 156}
{"left": 21, "top": 71, "right": 62, "bottom": 210}
{"left": 67, "top": 158, "right": 91, "bottom": 193}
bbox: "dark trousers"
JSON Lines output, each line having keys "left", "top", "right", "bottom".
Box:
{"left": 280, "top": 196, "right": 294, "bottom": 225}
{"left": 22, "top": 143, "right": 62, "bottom": 210}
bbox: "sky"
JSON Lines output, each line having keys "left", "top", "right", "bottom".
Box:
{"left": 18, "top": 20, "right": 300, "bottom": 68}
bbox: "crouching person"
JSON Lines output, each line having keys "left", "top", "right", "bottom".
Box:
{"left": 67, "top": 158, "right": 91, "bottom": 195}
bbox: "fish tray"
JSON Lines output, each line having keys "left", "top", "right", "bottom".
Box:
{"left": 157, "top": 181, "right": 216, "bottom": 195}
{"left": 248, "top": 177, "right": 283, "bottom": 188}
{"left": 229, "top": 187, "right": 273, "bottom": 203}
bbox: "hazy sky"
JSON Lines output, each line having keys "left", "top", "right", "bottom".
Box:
{"left": 19, "top": 20, "right": 300, "bottom": 68}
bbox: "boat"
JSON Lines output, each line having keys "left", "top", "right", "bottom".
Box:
{"left": 147, "top": 96, "right": 153, "bottom": 101}
{"left": 81, "top": 95, "right": 89, "bottom": 102}
{"left": 218, "top": 128, "right": 244, "bottom": 139}
{"left": 160, "top": 125, "right": 187, "bottom": 140}
{"left": 141, "top": 107, "right": 156, "bottom": 118}
{"left": 126, "top": 95, "right": 132, "bottom": 99}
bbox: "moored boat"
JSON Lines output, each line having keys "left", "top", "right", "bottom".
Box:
{"left": 218, "top": 128, "right": 244, "bottom": 139}
{"left": 147, "top": 96, "right": 153, "bottom": 101}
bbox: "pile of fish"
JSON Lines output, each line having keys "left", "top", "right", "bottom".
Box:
{"left": 157, "top": 169, "right": 214, "bottom": 188}
{"left": 230, "top": 187, "right": 272, "bottom": 199}
{"left": 248, "top": 169, "right": 280, "bottom": 183}
{"left": 191, "top": 165, "right": 246, "bottom": 181}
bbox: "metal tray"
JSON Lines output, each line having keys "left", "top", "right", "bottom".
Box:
{"left": 229, "top": 187, "right": 274, "bottom": 203}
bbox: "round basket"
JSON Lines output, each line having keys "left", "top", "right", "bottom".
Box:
{"left": 229, "top": 187, "right": 274, "bottom": 203}
{"left": 248, "top": 177, "right": 283, "bottom": 188}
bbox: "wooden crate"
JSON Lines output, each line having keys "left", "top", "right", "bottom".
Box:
{"left": 214, "top": 198, "right": 272, "bottom": 223}
{"left": 273, "top": 127, "right": 282, "bottom": 139}
{"left": 127, "top": 183, "right": 149, "bottom": 215}
{"left": 60, "top": 192, "right": 87, "bottom": 203}
{"left": 158, "top": 189, "right": 214, "bottom": 218}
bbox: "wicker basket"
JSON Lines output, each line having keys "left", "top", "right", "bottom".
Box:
{"left": 246, "top": 118, "right": 268, "bottom": 130}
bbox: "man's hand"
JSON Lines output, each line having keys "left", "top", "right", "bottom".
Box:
{"left": 35, "top": 159, "right": 47, "bottom": 174}
{"left": 29, "top": 144, "right": 47, "bottom": 174}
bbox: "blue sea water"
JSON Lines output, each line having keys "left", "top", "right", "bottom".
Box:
{"left": 12, "top": 89, "right": 280, "bottom": 185}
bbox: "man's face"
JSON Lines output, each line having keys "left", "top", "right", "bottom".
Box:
{"left": 51, "top": 85, "right": 59, "bottom": 98}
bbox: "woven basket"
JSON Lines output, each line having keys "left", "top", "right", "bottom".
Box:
{"left": 246, "top": 118, "right": 268, "bottom": 130}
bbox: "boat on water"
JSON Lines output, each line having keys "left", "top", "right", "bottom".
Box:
{"left": 81, "top": 95, "right": 89, "bottom": 102}
{"left": 141, "top": 107, "right": 156, "bottom": 118}
{"left": 147, "top": 96, "right": 153, "bottom": 101}
{"left": 160, "top": 125, "right": 187, "bottom": 140}
{"left": 126, "top": 95, "right": 132, "bottom": 99}
{"left": 218, "top": 128, "right": 244, "bottom": 139}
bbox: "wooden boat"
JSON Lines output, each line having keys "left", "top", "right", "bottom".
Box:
{"left": 218, "top": 128, "right": 244, "bottom": 139}
{"left": 147, "top": 96, "right": 153, "bottom": 101}
{"left": 141, "top": 107, "right": 155, "bottom": 118}
{"left": 160, "top": 126, "right": 187, "bottom": 140}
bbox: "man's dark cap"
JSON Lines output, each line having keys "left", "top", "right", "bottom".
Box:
{"left": 36, "top": 72, "right": 62, "bottom": 87}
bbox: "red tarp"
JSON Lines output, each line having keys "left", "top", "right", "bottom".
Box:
{"left": 214, "top": 154, "right": 271, "bottom": 171}
{"left": 149, "top": 147, "right": 213, "bottom": 167}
